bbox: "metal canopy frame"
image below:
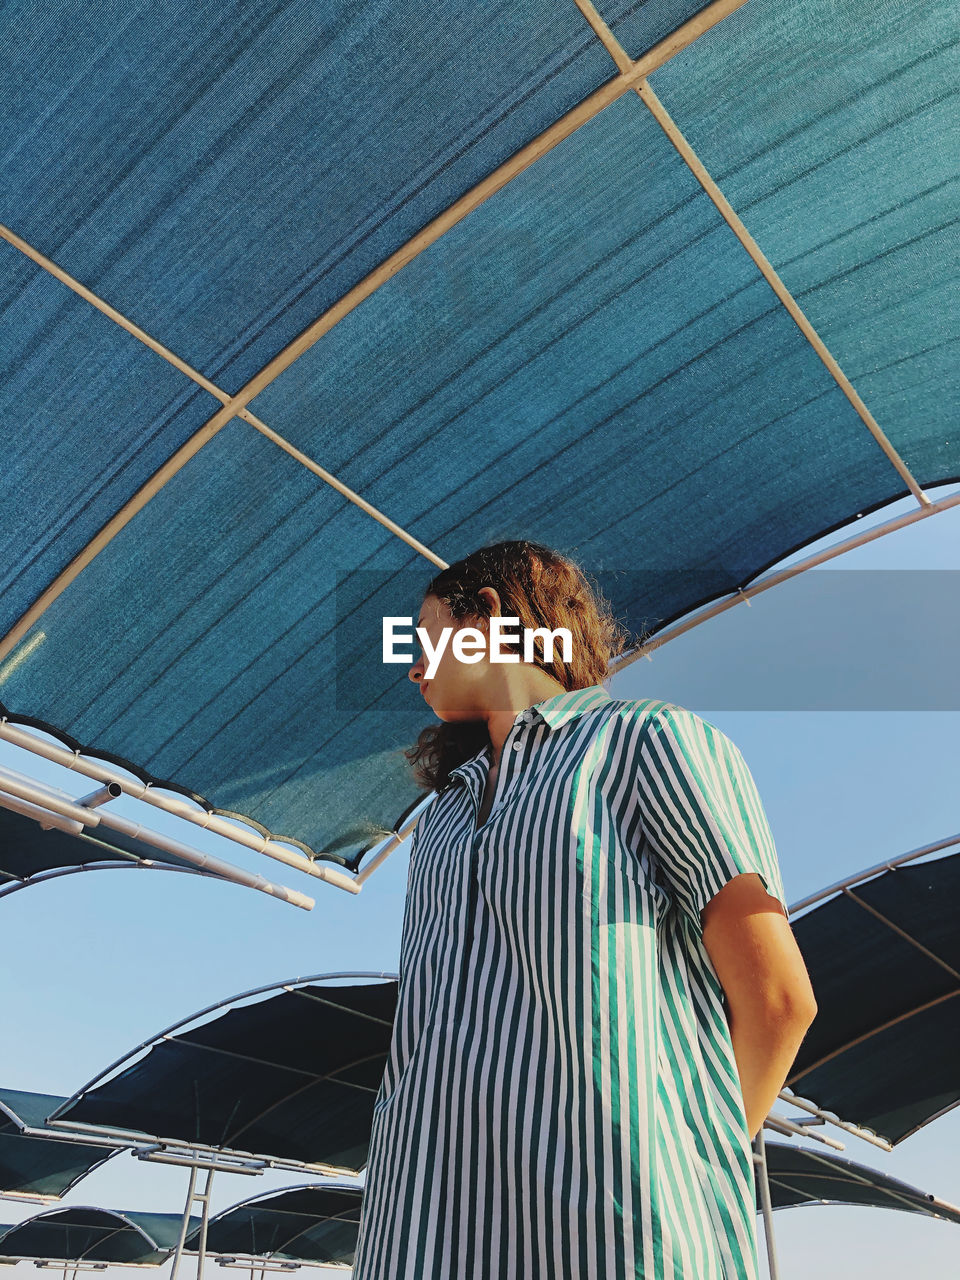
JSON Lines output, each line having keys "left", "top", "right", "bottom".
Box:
{"left": 0, "top": 763, "right": 313, "bottom": 910}
{"left": 0, "top": 750, "right": 356, "bottom": 909}
{"left": 0, "top": 0, "right": 955, "bottom": 897}
{"left": 212, "top": 1261, "right": 343, "bottom": 1275}
{"left": 0, "top": 854, "right": 227, "bottom": 902}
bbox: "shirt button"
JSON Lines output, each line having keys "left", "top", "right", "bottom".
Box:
{"left": 512, "top": 740, "right": 523, "bottom": 750}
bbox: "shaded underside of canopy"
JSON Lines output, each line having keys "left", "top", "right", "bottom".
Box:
{"left": 0, "top": 807, "right": 226, "bottom": 895}
{"left": 761, "top": 1142, "right": 960, "bottom": 1225}
{"left": 190, "top": 1184, "right": 362, "bottom": 1268}
{"left": 0, "top": 1089, "right": 117, "bottom": 1199}
{"left": 0, "top": 1208, "right": 197, "bottom": 1265}
{"left": 787, "top": 852, "right": 960, "bottom": 1145}
{"left": 0, "top": 0, "right": 956, "bottom": 869}
{"left": 49, "top": 980, "right": 398, "bottom": 1170}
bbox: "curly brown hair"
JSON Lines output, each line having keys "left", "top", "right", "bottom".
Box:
{"left": 405, "top": 539, "right": 632, "bottom": 793}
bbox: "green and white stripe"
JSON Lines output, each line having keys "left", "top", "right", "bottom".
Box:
{"left": 353, "top": 683, "right": 789, "bottom": 1279}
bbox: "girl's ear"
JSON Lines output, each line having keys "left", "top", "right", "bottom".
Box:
{"left": 477, "top": 584, "right": 502, "bottom": 616}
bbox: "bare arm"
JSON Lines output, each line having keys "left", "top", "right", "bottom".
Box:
{"left": 701, "top": 872, "right": 818, "bottom": 1141}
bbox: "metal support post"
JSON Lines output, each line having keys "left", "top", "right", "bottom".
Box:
{"left": 754, "top": 1125, "right": 780, "bottom": 1280}
{"left": 195, "top": 1167, "right": 215, "bottom": 1280}
{"left": 169, "top": 1165, "right": 198, "bottom": 1280}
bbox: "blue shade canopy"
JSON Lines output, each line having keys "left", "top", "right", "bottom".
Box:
{"left": 787, "top": 852, "right": 960, "bottom": 1145}
{"left": 190, "top": 1184, "right": 362, "bottom": 1268}
{"left": 0, "top": 1208, "right": 198, "bottom": 1265}
{"left": 47, "top": 977, "right": 398, "bottom": 1172}
{"left": 0, "top": 1090, "right": 118, "bottom": 1199}
{"left": 1, "top": 0, "right": 957, "bottom": 871}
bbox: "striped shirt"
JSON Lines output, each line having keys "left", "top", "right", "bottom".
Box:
{"left": 353, "top": 682, "right": 789, "bottom": 1279}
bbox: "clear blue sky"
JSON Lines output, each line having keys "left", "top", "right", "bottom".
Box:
{"left": 1, "top": 485, "right": 958, "bottom": 1278}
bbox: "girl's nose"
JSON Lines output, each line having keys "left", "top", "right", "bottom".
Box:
{"left": 408, "top": 657, "right": 425, "bottom": 683}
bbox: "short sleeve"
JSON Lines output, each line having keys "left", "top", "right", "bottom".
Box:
{"left": 634, "top": 702, "right": 789, "bottom": 935}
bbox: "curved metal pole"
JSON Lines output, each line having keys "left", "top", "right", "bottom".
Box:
{"left": 0, "top": 860, "right": 226, "bottom": 900}
{"left": 787, "top": 830, "right": 960, "bottom": 915}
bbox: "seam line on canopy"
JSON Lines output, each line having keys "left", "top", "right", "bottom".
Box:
{"left": 267, "top": 1216, "right": 353, "bottom": 1258}
{"left": 75, "top": 1220, "right": 143, "bottom": 1263}
{"left": 787, "top": 987, "right": 958, "bottom": 1080}
{"left": 791, "top": 1144, "right": 945, "bottom": 1217}
{"left": 285, "top": 986, "right": 395, "bottom": 1029}
{"left": 160, "top": 1033, "right": 329, "bottom": 1080}
{"left": 158, "top": 1032, "right": 386, "bottom": 1106}
{"left": 220, "top": 1077, "right": 358, "bottom": 1155}
{"left": 219, "top": 1053, "right": 391, "bottom": 1153}
{"left": 763, "top": 1169, "right": 902, "bottom": 1214}
{"left": 261, "top": 1204, "right": 366, "bottom": 1258}
{"left": 840, "top": 885, "right": 960, "bottom": 981}
{"left": 571, "top": 0, "right": 932, "bottom": 509}
{"left": 0, "top": 226, "right": 446, "bottom": 664}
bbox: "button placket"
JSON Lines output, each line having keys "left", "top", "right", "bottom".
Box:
{"left": 454, "top": 718, "right": 531, "bottom": 1024}
{"left": 474, "top": 716, "right": 529, "bottom": 833}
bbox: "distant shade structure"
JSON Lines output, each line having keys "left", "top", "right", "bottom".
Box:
{"left": 0, "top": 1208, "right": 198, "bottom": 1265}
{"left": 191, "top": 1184, "right": 363, "bottom": 1269}
{"left": 45, "top": 977, "right": 399, "bottom": 1173}
{"left": 786, "top": 852, "right": 960, "bottom": 1144}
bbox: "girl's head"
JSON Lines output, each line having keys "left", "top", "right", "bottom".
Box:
{"left": 405, "top": 539, "right": 630, "bottom": 791}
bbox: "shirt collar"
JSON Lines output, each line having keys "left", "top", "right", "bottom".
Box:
{"left": 447, "top": 683, "right": 613, "bottom": 785}
{"left": 530, "top": 682, "right": 613, "bottom": 730}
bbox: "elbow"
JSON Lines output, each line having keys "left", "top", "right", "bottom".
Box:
{"left": 761, "top": 987, "right": 818, "bottom": 1034}
{"left": 787, "top": 973, "right": 819, "bottom": 1027}
{"left": 759, "top": 959, "right": 819, "bottom": 1029}
{"left": 731, "top": 978, "right": 817, "bottom": 1031}
{"left": 800, "top": 988, "right": 819, "bottom": 1023}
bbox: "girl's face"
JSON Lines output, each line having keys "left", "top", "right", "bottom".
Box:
{"left": 408, "top": 592, "right": 491, "bottom": 722}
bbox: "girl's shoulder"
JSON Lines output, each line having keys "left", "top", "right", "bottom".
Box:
{"left": 601, "top": 694, "right": 672, "bottom": 728}
{"left": 604, "top": 695, "right": 725, "bottom": 737}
